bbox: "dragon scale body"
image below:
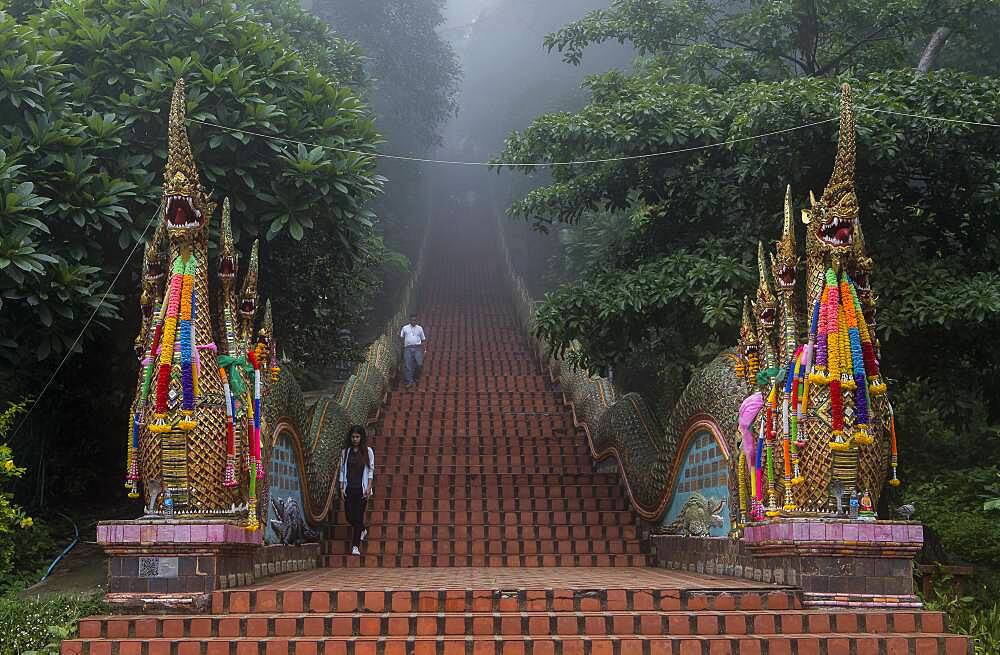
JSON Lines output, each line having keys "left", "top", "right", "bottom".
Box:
{"left": 506, "top": 84, "right": 893, "bottom": 529}
{"left": 126, "top": 80, "right": 413, "bottom": 530}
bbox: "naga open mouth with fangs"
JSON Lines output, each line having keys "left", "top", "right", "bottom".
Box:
{"left": 219, "top": 255, "right": 236, "bottom": 280}
{"left": 240, "top": 295, "right": 257, "bottom": 318}
{"left": 816, "top": 210, "right": 854, "bottom": 247}
{"left": 165, "top": 190, "right": 205, "bottom": 231}
{"left": 757, "top": 306, "right": 776, "bottom": 329}
{"left": 753, "top": 241, "right": 778, "bottom": 332}
{"left": 160, "top": 79, "right": 213, "bottom": 239}
{"left": 775, "top": 264, "right": 796, "bottom": 288}
{"left": 770, "top": 185, "right": 799, "bottom": 291}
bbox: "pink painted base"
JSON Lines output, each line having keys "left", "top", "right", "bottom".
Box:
{"left": 743, "top": 518, "right": 922, "bottom": 546}
{"left": 97, "top": 520, "right": 263, "bottom": 547}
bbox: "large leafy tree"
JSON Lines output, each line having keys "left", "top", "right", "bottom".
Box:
{"left": 0, "top": 12, "right": 127, "bottom": 364}
{"left": 314, "top": 0, "right": 461, "bottom": 266}
{"left": 0, "top": 0, "right": 383, "bottom": 507}
{"left": 501, "top": 0, "right": 1000, "bottom": 564}
{"left": 1, "top": 0, "right": 382, "bottom": 373}
{"left": 316, "top": 0, "right": 460, "bottom": 155}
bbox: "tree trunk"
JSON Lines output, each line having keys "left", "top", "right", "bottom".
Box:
{"left": 916, "top": 27, "right": 953, "bottom": 76}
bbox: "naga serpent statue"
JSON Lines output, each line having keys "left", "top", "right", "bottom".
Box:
{"left": 505, "top": 83, "right": 897, "bottom": 533}
{"left": 125, "top": 79, "right": 408, "bottom": 531}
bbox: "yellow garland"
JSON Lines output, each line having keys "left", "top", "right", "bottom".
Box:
{"left": 158, "top": 317, "right": 178, "bottom": 367}
{"left": 737, "top": 452, "right": 748, "bottom": 526}
{"left": 839, "top": 306, "right": 856, "bottom": 390}
{"left": 747, "top": 353, "right": 759, "bottom": 381}
{"left": 192, "top": 356, "right": 201, "bottom": 395}
{"left": 179, "top": 274, "right": 194, "bottom": 320}
{"left": 809, "top": 287, "right": 830, "bottom": 384}
{"left": 827, "top": 323, "right": 840, "bottom": 380}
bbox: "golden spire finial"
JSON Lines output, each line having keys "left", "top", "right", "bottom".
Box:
{"left": 164, "top": 79, "right": 199, "bottom": 193}
{"left": 239, "top": 240, "right": 260, "bottom": 319}
{"left": 754, "top": 240, "right": 777, "bottom": 328}
{"left": 261, "top": 299, "right": 273, "bottom": 340}
{"left": 771, "top": 184, "right": 797, "bottom": 283}
{"left": 756, "top": 242, "right": 774, "bottom": 298}
{"left": 818, "top": 84, "right": 858, "bottom": 219}
{"left": 783, "top": 184, "right": 795, "bottom": 245}
{"left": 218, "top": 198, "right": 238, "bottom": 282}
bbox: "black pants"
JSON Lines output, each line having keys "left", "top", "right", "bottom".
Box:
{"left": 345, "top": 487, "right": 368, "bottom": 548}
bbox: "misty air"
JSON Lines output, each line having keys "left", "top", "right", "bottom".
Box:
{"left": 1, "top": 1, "right": 998, "bottom": 653}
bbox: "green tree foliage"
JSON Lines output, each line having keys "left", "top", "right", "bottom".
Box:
{"left": 0, "top": 402, "right": 32, "bottom": 582}
{"left": 315, "top": 0, "right": 461, "bottom": 267}
{"left": 0, "top": 1, "right": 384, "bottom": 512}
{"left": 0, "top": 0, "right": 383, "bottom": 374}
{"left": 544, "top": 0, "right": 999, "bottom": 77}
{"left": 0, "top": 14, "right": 128, "bottom": 365}
{"left": 317, "top": 0, "right": 460, "bottom": 154}
{"left": 501, "top": 0, "right": 1000, "bottom": 565}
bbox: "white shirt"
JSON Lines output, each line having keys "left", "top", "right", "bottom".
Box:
{"left": 400, "top": 324, "right": 426, "bottom": 347}
{"left": 339, "top": 446, "right": 375, "bottom": 491}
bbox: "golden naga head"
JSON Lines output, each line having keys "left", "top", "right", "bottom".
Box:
{"left": 218, "top": 198, "right": 239, "bottom": 283}
{"left": 239, "top": 240, "right": 260, "bottom": 319}
{"left": 803, "top": 83, "right": 858, "bottom": 253}
{"left": 142, "top": 220, "right": 167, "bottom": 286}
{"left": 162, "top": 78, "right": 215, "bottom": 238}
{"left": 770, "top": 184, "right": 798, "bottom": 291}
{"left": 752, "top": 241, "right": 777, "bottom": 329}
{"left": 735, "top": 296, "right": 760, "bottom": 381}
{"left": 258, "top": 299, "right": 274, "bottom": 353}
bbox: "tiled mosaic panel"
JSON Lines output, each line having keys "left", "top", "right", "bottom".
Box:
{"left": 661, "top": 428, "right": 730, "bottom": 536}
{"left": 265, "top": 433, "right": 306, "bottom": 544}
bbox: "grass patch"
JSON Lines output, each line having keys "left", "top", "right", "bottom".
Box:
{"left": 0, "top": 592, "right": 106, "bottom": 655}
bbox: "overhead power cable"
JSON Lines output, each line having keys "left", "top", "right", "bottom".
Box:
{"left": 187, "top": 116, "right": 840, "bottom": 167}
{"left": 188, "top": 105, "right": 1000, "bottom": 168}
{"left": 7, "top": 208, "right": 161, "bottom": 444}
{"left": 856, "top": 106, "right": 1000, "bottom": 129}
{"left": 8, "top": 103, "right": 998, "bottom": 438}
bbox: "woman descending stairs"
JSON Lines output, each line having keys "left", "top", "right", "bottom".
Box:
{"left": 61, "top": 216, "right": 971, "bottom": 655}
{"left": 324, "top": 223, "right": 645, "bottom": 567}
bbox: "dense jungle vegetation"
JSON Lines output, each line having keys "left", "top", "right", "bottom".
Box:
{"left": 500, "top": 0, "right": 1000, "bottom": 632}
{"left": 0, "top": 0, "right": 457, "bottom": 602}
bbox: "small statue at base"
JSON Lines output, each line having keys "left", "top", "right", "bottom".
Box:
{"left": 858, "top": 489, "right": 876, "bottom": 521}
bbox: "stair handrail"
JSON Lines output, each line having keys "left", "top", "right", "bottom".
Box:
{"left": 496, "top": 219, "right": 690, "bottom": 523}
{"left": 270, "top": 217, "right": 431, "bottom": 528}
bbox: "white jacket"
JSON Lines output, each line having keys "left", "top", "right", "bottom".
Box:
{"left": 339, "top": 446, "right": 375, "bottom": 491}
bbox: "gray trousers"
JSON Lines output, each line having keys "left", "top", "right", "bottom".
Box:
{"left": 403, "top": 345, "right": 424, "bottom": 384}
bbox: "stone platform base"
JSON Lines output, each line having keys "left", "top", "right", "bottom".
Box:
{"left": 651, "top": 519, "right": 923, "bottom": 608}
{"left": 98, "top": 520, "right": 319, "bottom": 611}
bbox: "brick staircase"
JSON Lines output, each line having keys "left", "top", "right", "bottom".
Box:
{"left": 62, "top": 219, "right": 971, "bottom": 654}
{"left": 64, "top": 572, "right": 969, "bottom": 654}
{"left": 320, "top": 244, "right": 648, "bottom": 569}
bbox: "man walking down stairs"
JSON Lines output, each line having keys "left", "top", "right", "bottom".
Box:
{"left": 62, "top": 216, "right": 971, "bottom": 654}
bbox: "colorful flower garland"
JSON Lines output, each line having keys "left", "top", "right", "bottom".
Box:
{"left": 245, "top": 348, "right": 263, "bottom": 531}
{"left": 150, "top": 254, "right": 198, "bottom": 432}
{"left": 888, "top": 404, "right": 901, "bottom": 486}
{"left": 219, "top": 366, "right": 238, "bottom": 487}
{"left": 126, "top": 294, "right": 165, "bottom": 496}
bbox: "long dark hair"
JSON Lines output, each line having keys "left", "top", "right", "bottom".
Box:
{"left": 344, "top": 425, "right": 370, "bottom": 467}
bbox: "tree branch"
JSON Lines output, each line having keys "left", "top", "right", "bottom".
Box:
{"left": 916, "top": 27, "right": 954, "bottom": 76}
{"left": 814, "top": 23, "right": 894, "bottom": 76}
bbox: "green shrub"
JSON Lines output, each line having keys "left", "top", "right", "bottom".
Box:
{"left": 0, "top": 593, "right": 105, "bottom": 655}
{"left": 925, "top": 586, "right": 1000, "bottom": 655}
{"left": 0, "top": 402, "right": 33, "bottom": 582}
{"left": 907, "top": 467, "right": 1000, "bottom": 564}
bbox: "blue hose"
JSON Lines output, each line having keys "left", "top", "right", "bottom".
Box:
{"left": 40, "top": 513, "right": 79, "bottom": 582}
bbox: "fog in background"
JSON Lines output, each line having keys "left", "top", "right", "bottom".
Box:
{"left": 426, "top": 0, "right": 633, "bottom": 238}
